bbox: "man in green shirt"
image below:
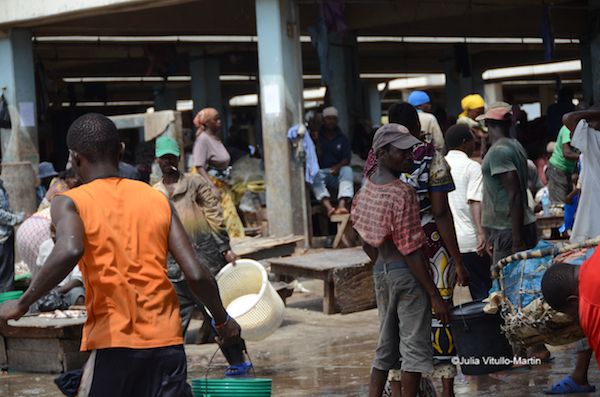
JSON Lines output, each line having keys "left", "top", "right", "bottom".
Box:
{"left": 479, "top": 102, "right": 538, "bottom": 266}
{"left": 546, "top": 125, "right": 580, "bottom": 204}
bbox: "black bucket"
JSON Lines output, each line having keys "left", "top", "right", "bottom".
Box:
{"left": 450, "top": 300, "right": 513, "bottom": 375}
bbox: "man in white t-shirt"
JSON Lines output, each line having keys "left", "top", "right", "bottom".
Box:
{"left": 563, "top": 110, "right": 600, "bottom": 243}
{"left": 407, "top": 90, "right": 445, "bottom": 152}
{"left": 444, "top": 124, "right": 491, "bottom": 300}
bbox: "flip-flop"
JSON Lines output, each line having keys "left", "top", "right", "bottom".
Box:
{"left": 224, "top": 361, "right": 253, "bottom": 377}
{"left": 543, "top": 376, "right": 596, "bottom": 394}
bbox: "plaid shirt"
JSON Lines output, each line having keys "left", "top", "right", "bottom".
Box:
{"left": 0, "top": 180, "right": 24, "bottom": 243}
{"left": 351, "top": 179, "right": 426, "bottom": 256}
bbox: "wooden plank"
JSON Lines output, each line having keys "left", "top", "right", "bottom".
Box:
{"left": 269, "top": 263, "right": 329, "bottom": 281}
{"left": 268, "top": 247, "right": 370, "bottom": 272}
{"left": 330, "top": 214, "right": 350, "bottom": 249}
{"left": 323, "top": 280, "right": 337, "bottom": 314}
{"left": 333, "top": 264, "right": 376, "bottom": 314}
{"left": 231, "top": 235, "right": 303, "bottom": 258}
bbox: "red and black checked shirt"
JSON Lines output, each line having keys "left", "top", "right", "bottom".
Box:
{"left": 351, "top": 179, "right": 426, "bottom": 256}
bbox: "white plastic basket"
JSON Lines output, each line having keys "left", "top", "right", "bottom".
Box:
{"left": 216, "top": 259, "right": 285, "bottom": 341}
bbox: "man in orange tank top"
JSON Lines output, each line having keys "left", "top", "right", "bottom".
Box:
{"left": 0, "top": 113, "right": 241, "bottom": 397}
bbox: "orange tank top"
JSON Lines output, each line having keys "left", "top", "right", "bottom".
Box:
{"left": 62, "top": 178, "right": 183, "bottom": 351}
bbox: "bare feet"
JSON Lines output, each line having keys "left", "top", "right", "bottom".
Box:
{"left": 333, "top": 207, "right": 349, "bottom": 215}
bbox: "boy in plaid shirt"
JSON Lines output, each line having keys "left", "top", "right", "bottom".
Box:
{"left": 352, "top": 124, "right": 450, "bottom": 397}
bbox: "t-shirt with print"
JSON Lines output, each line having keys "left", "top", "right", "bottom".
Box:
{"left": 570, "top": 120, "right": 600, "bottom": 242}
{"left": 481, "top": 137, "right": 536, "bottom": 230}
{"left": 549, "top": 126, "right": 578, "bottom": 173}
{"left": 351, "top": 179, "right": 426, "bottom": 256}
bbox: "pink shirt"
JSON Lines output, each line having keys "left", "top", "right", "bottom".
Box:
{"left": 193, "top": 132, "right": 231, "bottom": 170}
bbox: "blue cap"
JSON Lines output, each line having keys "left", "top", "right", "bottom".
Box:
{"left": 407, "top": 91, "right": 431, "bottom": 107}
{"left": 38, "top": 162, "right": 58, "bottom": 179}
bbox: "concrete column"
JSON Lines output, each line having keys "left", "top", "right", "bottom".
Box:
{"left": 444, "top": 48, "right": 484, "bottom": 116}
{"left": 0, "top": 28, "right": 38, "bottom": 214}
{"left": 581, "top": 40, "right": 594, "bottom": 105}
{"left": 153, "top": 84, "right": 177, "bottom": 111}
{"left": 484, "top": 83, "right": 503, "bottom": 105}
{"left": 190, "top": 55, "right": 223, "bottom": 116}
{"left": 444, "top": 57, "right": 463, "bottom": 117}
{"left": 539, "top": 85, "right": 555, "bottom": 116}
{"left": 256, "top": 0, "right": 305, "bottom": 237}
{"left": 366, "top": 83, "right": 382, "bottom": 126}
{"left": 0, "top": 29, "right": 38, "bottom": 165}
{"left": 327, "top": 32, "right": 362, "bottom": 137}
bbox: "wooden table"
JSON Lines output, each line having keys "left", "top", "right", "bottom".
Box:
{"left": 268, "top": 247, "right": 373, "bottom": 314}
{"left": 0, "top": 316, "right": 88, "bottom": 373}
{"left": 231, "top": 235, "right": 303, "bottom": 261}
{"left": 536, "top": 214, "right": 567, "bottom": 240}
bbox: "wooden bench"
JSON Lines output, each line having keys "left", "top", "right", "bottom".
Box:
{"left": 0, "top": 316, "right": 88, "bottom": 373}
{"left": 231, "top": 235, "right": 303, "bottom": 261}
{"left": 268, "top": 247, "right": 374, "bottom": 315}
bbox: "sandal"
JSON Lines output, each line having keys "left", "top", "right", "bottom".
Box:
{"left": 543, "top": 376, "right": 596, "bottom": 394}
{"left": 224, "top": 361, "right": 253, "bottom": 377}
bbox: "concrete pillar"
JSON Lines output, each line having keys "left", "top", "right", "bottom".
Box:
{"left": 190, "top": 55, "right": 223, "bottom": 116}
{"left": 444, "top": 57, "right": 463, "bottom": 117}
{"left": 366, "top": 83, "right": 382, "bottom": 126}
{"left": 444, "top": 48, "right": 484, "bottom": 116}
{"left": 0, "top": 28, "right": 38, "bottom": 215}
{"left": 327, "top": 32, "right": 362, "bottom": 138}
{"left": 484, "top": 83, "right": 503, "bottom": 105}
{"left": 581, "top": 40, "right": 594, "bottom": 105}
{"left": 539, "top": 85, "right": 555, "bottom": 116}
{"left": 589, "top": 25, "right": 600, "bottom": 105}
{"left": 0, "top": 29, "right": 39, "bottom": 165}
{"left": 256, "top": 0, "right": 305, "bottom": 237}
{"left": 153, "top": 84, "right": 177, "bottom": 111}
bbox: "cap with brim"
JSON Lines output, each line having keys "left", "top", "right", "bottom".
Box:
{"left": 372, "top": 123, "right": 422, "bottom": 151}
{"left": 38, "top": 162, "right": 58, "bottom": 179}
{"left": 155, "top": 136, "right": 180, "bottom": 157}
{"left": 476, "top": 101, "right": 512, "bottom": 121}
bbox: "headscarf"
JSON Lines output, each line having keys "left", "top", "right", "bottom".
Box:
{"left": 459, "top": 94, "right": 485, "bottom": 118}
{"left": 193, "top": 107, "right": 219, "bottom": 136}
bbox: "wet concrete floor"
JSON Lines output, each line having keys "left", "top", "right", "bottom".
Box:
{"left": 1, "top": 279, "right": 599, "bottom": 396}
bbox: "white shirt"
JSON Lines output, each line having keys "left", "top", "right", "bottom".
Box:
{"left": 570, "top": 120, "right": 600, "bottom": 242}
{"left": 36, "top": 239, "right": 83, "bottom": 286}
{"left": 417, "top": 111, "right": 444, "bottom": 152}
{"left": 445, "top": 150, "right": 483, "bottom": 253}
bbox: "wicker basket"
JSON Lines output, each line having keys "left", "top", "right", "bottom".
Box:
{"left": 491, "top": 237, "right": 600, "bottom": 348}
{"left": 216, "top": 259, "right": 285, "bottom": 341}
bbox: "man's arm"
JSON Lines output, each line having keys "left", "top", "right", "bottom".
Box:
{"left": 563, "top": 110, "right": 600, "bottom": 135}
{"left": 499, "top": 171, "right": 526, "bottom": 252}
{"left": 331, "top": 136, "right": 352, "bottom": 175}
{"left": 167, "top": 207, "right": 240, "bottom": 343}
{"left": 404, "top": 249, "right": 450, "bottom": 324}
{"left": 0, "top": 196, "right": 83, "bottom": 321}
{"left": 562, "top": 143, "right": 580, "bottom": 161}
{"left": 468, "top": 201, "right": 486, "bottom": 255}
